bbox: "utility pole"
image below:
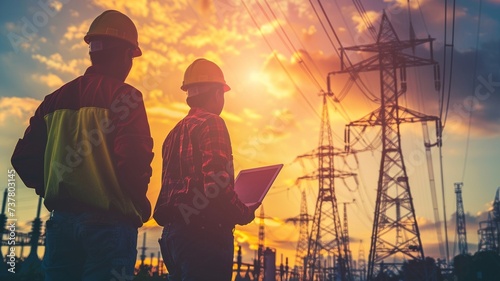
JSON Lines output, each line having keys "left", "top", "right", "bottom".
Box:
{"left": 342, "top": 200, "right": 355, "bottom": 273}
{"left": 299, "top": 93, "right": 353, "bottom": 281}
{"left": 358, "top": 240, "right": 366, "bottom": 281}
{"left": 0, "top": 189, "right": 7, "bottom": 241}
{"left": 20, "top": 196, "right": 43, "bottom": 275}
{"left": 285, "top": 190, "right": 310, "bottom": 274}
{"left": 156, "top": 251, "right": 161, "bottom": 276}
{"left": 28, "top": 196, "right": 43, "bottom": 260}
{"left": 454, "top": 182, "right": 468, "bottom": 255}
{"left": 140, "top": 232, "right": 147, "bottom": 267}
{"left": 338, "top": 12, "right": 440, "bottom": 279}
{"left": 256, "top": 205, "right": 265, "bottom": 281}
{"left": 493, "top": 188, "right": 500, "bottom": 254}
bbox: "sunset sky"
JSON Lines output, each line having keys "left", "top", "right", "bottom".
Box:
{"left": 1, "top": 0, "right": 499, "bottom": 269}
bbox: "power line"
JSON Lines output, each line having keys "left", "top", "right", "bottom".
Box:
{"left": 307, "top": 0, "right": 380, "bottom": 149}
{"left": 440, "top": 0, "right": 457, "bottom": 130}
{"left": 311, "top": 0, "right": 380, "bottom": 102}
{"left": 241, "top": 0, "right": 358, "bottom": 145}
{"left": 273, "top": 0, "right": 327, "bottom": 85}
{"left": 259, "top": 0, "right": 324, "bottom": 91}
{"left": 351, "top": 0, "right": 377, "bottom": 40}
{"left": 461, "top": 0, "right": 483, "bottom": 182}
{"left": 334, "top": 0, "right": 378, "bottom": 107}
{"left": 264, "top": 0, "right": 374, "bottom": 149}
{"left": 415, "top": 0, "right": 430, "bottom": 36}
{"left": 240, "top": 0, "right": 321, "bottom": 121}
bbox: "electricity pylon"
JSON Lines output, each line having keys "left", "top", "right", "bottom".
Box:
{"left": 358, "top": 240, "right": 367, "bottom": 281}
{"left": 286, "top": 190, "right": 311, "bottom": 271}
{"left": 454, "top": 182, "right": 468, "bottom": 255}
{"left": 256, "top": 206, "right": 265, "bottom": 281}
{"left": 298, "top": 93, "right": 353, "bottom": 281}
{"left": 338, "top": 12, "right": 440, "bottom": 279}
{"left": 342, "top": 200, "right": 355, "bottom": 272}
{"left": 477, "top": 212, "right": 497, "bottom": 252}
{"left": 494, "top": 188, "right": 500, "bottom": 254}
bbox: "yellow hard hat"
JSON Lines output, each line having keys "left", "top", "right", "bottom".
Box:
{"left": 84, "top": 10, "right": 141, "bottom": 57}
{"left": 181, "top": 58, "right": 231, "bottom": 92}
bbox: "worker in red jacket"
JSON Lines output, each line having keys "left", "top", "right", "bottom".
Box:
{"left": 154, "top": 58, "right": 259, "bottom": 281}
{"left": 11, "top": 10, "right": 153, "bottom": 280}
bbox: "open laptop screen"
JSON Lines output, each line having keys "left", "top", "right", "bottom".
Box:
{"left": 233, "top": 164, "right": 283, "bottom": 205}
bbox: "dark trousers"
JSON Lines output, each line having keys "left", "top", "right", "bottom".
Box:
{"left": 159, "top": 222, "right": 234, "bottom": 281}
{"left": 43, "top": 211, "right": 138, "bottom": 281}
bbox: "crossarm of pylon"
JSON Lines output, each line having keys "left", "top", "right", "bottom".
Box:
{"left": 336, "top": 54, "right": 380, "bottom": 74}
{"left": 348, "top": 106, "right": 439, "bottom": 127}
{"left": 393, "top": 53, "right": 437, "bottom": 69}
{"left": 347, "top": 107, "right": 383, "bottom": 128}
{"left": 342, "top": 38, "right": 433, "bottom": 54}
{"left": 397, "top": 105, "right": 440, "bottom": 123}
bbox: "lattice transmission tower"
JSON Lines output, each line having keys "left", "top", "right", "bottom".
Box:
{"left": 338, "top": 12, "right": 440, "bottom": 279}
{"left": 477, "top": 212, "right": 497, "bottom": 252}
{"left": 286, "top": 190, "right": 310, "bottom": 273}
{"left": 342, "top": 200, "right": 355, "bottom": 273}
{"left": 477, "top": 189, "right": 500, "bottom": 253}
{"left": 358, "top": 240, "right": 367, "bottom": 281}
{"left": 255, "top": 206, "right": 265, "bottom": 281}
{"left": 298, "top": 93, "right": 353, "bottom": 281}
{"left": 494, "top": 188, "right": 500, "bottom": 254}
{"left": 454, "top": 182, "right": 468, "bottom": 255}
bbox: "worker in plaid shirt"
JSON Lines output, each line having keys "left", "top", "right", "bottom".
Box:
{"left": 154, "top": 58, "right": 259, "bottom": 281}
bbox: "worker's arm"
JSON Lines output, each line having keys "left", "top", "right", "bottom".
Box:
{"left": 199, "top": 116, "right": 256, "bottom": 225}
{"left": 11, "top": 105, "right": 47, "bottom": 196}
{"left": 112, "top": 86, "right": 154, "bottom": 223}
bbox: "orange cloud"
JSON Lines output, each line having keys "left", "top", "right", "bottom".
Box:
{"left": 92, "top": 0, "right": 150, "bottom": 18}
{"left": 352, "top": 10, "right": 381, "bottom": 34}
{"left": 32, "top": 53, "right": 88, "bottom": 76}
{"left": 31, "top": 73, "right": 64, "bottom": 88}
{"left": 0, "top": 97, "right": 40, "bottom": 126}
{"left": 61, "top": 20, "right": 90, "bottom": 43}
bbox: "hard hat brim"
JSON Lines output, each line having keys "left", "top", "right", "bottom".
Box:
{"left": 85, "top": 34, "right": 142, "bottom": 57}
{"left": 131, "top": 47, "right": 142, "bottom": 57}
{"left": 181, "top": 82, "right": 230, "bottom": 92}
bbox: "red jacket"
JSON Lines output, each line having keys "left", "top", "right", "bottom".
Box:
{"left": 11, "top": 66, "right": 153, "bottom": 226}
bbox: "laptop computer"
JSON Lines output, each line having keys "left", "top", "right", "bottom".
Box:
{"left": 233, "top": 164, "right": 283, "bottom": 206}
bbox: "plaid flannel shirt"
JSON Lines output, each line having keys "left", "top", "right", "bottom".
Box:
{"left": 154, "top": 107, "right": 251, "bottom": 226}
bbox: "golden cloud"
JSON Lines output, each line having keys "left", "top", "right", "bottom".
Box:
{"left": 384, "top": 0, "right": 428, "bottom": 10}
{"left": 0, "top": 97, "right": 40, "bottom": 126}
{"left": 61, "top": 20, "right": 90, "bottom": 42}
{"left": 303, "top": 25, "right": 317, "bottom": 36}
{"left": 146, "top": 106, "right": 187, "bottom": 121}
{"left": 31, "top": 73, "right": 64, "bottom": 88}
{"left": 352, "top": 10, "right": 381, "bottom": 34}
{"left": 221, "top": 110, "right": 244, "bottom": 123}
{"left": 32, "top": 53, "right": 88, "bottom": 76}
{"left": 242, "top": 108, "right": 262, "bottom": 120}
{"left": 92, "top": 0, "right": 150, "bottom": 18}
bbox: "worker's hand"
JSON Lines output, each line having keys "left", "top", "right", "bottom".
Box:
{"left": 237, "top": 202, "right": 261, "bottom": 225}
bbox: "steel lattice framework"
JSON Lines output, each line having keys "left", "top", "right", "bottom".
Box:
{"left": 294, "top": 191, "right": 310, "bottom": 270}
{"left": 299, "top": 94, "right": 354, "bottom": 281}
{"left": 338, "top": 12, "right": 440, "bottom": 280}
{"left": 454, "top": 182, "right": 468, "bottom": 255}
{"left": 494, "top": 188, "right": 500, "bottom": 254}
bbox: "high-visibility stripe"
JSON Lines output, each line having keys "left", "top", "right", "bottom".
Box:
{"left": 43, "top": 107, "right": 140, "bottom": 218}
